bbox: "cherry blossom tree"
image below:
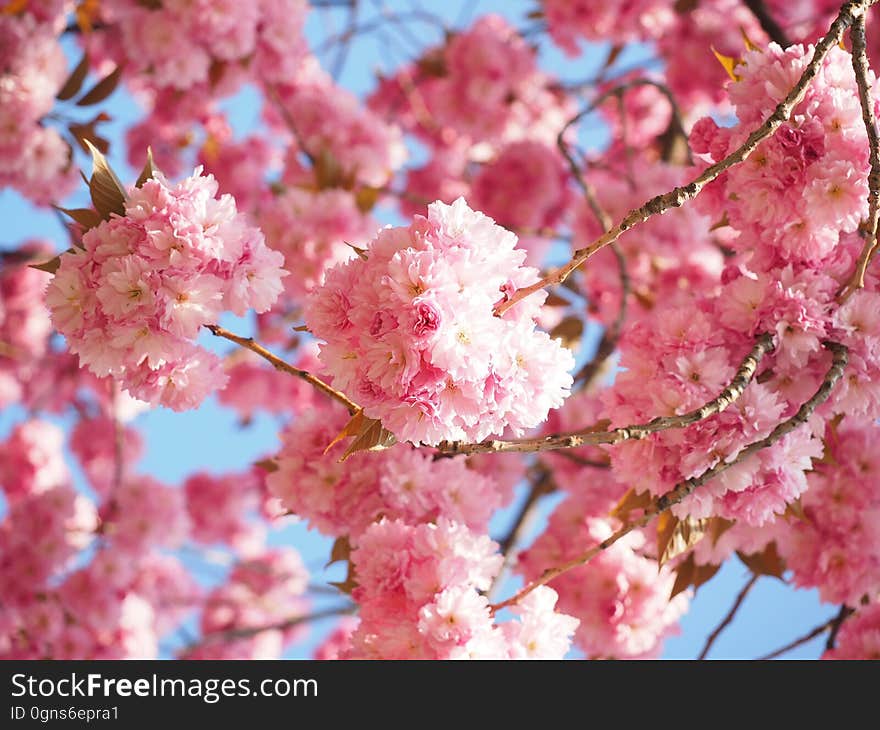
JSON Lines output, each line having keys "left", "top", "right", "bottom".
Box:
{"left": 2, "top": 0, "right": 880, "bottom": 660}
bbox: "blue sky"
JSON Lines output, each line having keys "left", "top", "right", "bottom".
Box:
{"left": 0, "top": 0, "right": 835, "bottom": 659}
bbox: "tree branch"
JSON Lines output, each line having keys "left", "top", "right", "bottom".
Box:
{"left": 556, "top": 99, "right": 631, "bottom": 391}
{"left": 698, "top": 574, "right": 759, "bottom": 659}
{"left": 439, "top": 333, "right": 774, "bottom": 456}
{"left": 743, "top": 0, "right": 793, "bottom": 47}
{"left": 494, "top": 0, "right": 877, "bottom": 316}
{"left": 756, "top": 619, "right": 835, "bottom": 660}
{"left": 840, "top": 14, "right": 880, "bottom": 299}
{"left": 490, "top": 341, "right": 848, "bottom": 614}
{"left": 205, "top": 324, "right": 359, "bottom": 414}
{"left": 182, "top": 605, "right": 353, "bottom": 651}
{"left": 488, "top": 468, "right": 555, "bottom": 601}
{"left": 825, "top": 604, "right": 855, "bottom": 650}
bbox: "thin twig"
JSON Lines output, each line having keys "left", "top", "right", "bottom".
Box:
{"left": 110, "top": 380, "right": 125, "bottom": 492}
{"left": 265, "top": 84, "right": 318, "bottom": 167}
{"left": 182, "top": 606, "right": 353, "bottom": 651}
{"left": 744, "top": 0, "right": 793, "bottom": 47}
{"left": 205, "top": 324, "right": 359, "bottom": 414}
{"left": 698, "top": 574, "right": 759, "bottom": 659}
{"left": 439, "top": 333, "right": 774, "bottom": 456}
{"left": 330, "top": 0, "right": 359, "bottom": 80}
{"left": 557, "top": 98, "right": 631, "bottom": 391}
{"left": 840, "top": 13, "right": 880, "bottom": 299}
{"left": 495, "top": 0, "right": 877, "bottom": 316}
{"left": 825, "top": 604, "right": 856, "bottom": 650}
{"left": 488, "top": 469, "right": 555, "bottom": 601}
{"left": 490, "top": 341, "right": 848, "bottom": 613}
{"left": 756, "top": 619, "right": 835, "bottom": 660}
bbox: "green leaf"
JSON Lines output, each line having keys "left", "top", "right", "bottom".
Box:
{"left": 83, "top": 139, "right": 127, "bottom": 220}
{"left": 56, "top": 53, "right": 90, "bottom": 101}
{"left": 76, "top": 65, "right": 124, "bottom": 106}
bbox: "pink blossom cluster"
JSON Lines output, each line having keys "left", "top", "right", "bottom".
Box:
{"left": 0, "top": 247, "right": 53, "bottom": 408}
{"left": 91, "top": 0, "right": 309, "bottom": 93}
{"left": 307, "top": 198, "right": 574, "bottom": 445}
{"left": 198, "top": 117, "right": 277, "bottom": 214}
{"left": 45, "top": 167, "right": 286, "bottom": 411}
{"left": 518, "top": 491, "right": 687, "bottom": 659}
{"left": 0, "top": 14, "right": 76, "bottom": 204}
{"left": 270, "top": 57, "right": 407, "bottom": 189}
{"left": 184, "top": 469, "right": 265, "bottom": 554}
{"left": 657, "top": 0, "right": 767, "bottom": 113}
{"left": 0, "top": 480, "right": 96, "bottom": 606}
{"left": 183, "top": 548, "right": 310, "bottom": 659}
{"left": 217, "top": 345, "right": 323, "bottom": 421}
{"left": 603, "top": 298, "right": 824, "bottom": 526}
{"left": 1, "top": 549, "right": 200, "bottom": 659}
{"left": 573, "top": 163, "right": 723, "bottom": 329}
{"left": 70, "top": 416, "right": 144, "bottom": 499}
{"left": 257, "top": 188, "right": 374, "bottom": 305}
{"left": 470, "top": 141, "right": 571, "bottom": 234}
{"left": 541, "top": 0, "right": 676, "bottom": 55}
{"left": 345, "top": 518, "right": 578, "bottom": 659}
{"left": 776, "top": 418, "right": 880, "bottom": 606}
{"left": 100, "top": 476, "right": 189, "bottom": 555}
{"left": 823, "top": 602, "right": 880, "bottom": 660}
{"left": 368, "top": 15, "right": 574, "bottom": 153}
{"left": 266, "top": 404, "right": 511, "bottom": 539}
{"left": 0, "top": 420, "right": 69, "bottom": 502}
{"left": 692, "top": 43, "right": 873, "bottom": 265}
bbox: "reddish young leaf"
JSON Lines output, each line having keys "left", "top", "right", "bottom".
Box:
{"left": 76, "top": 65, "right": 124, "bottom": 106}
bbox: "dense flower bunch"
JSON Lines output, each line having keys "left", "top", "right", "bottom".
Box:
{"left": 90, "top": 0, "right": 309, "bottom": 92}
{"left": 0, "top": 251, "right": 53, "bottom": 407}
{"left": 542, "top": 0, "right": 676, "bottom": 54}
{"left": 45, "top": 167, "right": 286, "bottom": 410}
{"left": 368, "top": 15, "right": 573, "bottom": 154}
{"left": 257, "top": 188, "right": 374, "bottom": 305}
{"left": 307, "top": 197, "right": 574, "bottom": 445}
{"left": 692, "top": 43, "right": 873, "bottom": 265}
{"left": 346, "top": 518, "right": 578, "bottom": 659}
{"left": 776, "top": 418, "right": 880, "bottom": 605}
{"left": 0, "top": 14, "right": 76, "bottom": 204}
{"left": 183, "top": 549, "right": 310, "bottom": 660}
{"left": 271, "top": 57, "right": 407, "bottom": 190}
{"left": 6, "top": 0, "right": 880, "bottom": 662}
{"left": 266, "top": 403, "right": 511, "bottom": 539}
{"left": 519, "top": 503, "right": 688, "bottom": 659}
{"left": 573, "top": 163, "right": 723, "bottom": 328}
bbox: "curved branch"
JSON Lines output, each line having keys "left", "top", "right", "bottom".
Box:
{"left": 205, "top": 324, "right": 359, "bottom": 414}
{"left": 698, "top": 574, "right": 759, "bottom": 659}
{"left": 495, "top": 0, "right": 878, "bottom": 316}
{"left": 439, "top": 333, "right": 774, "bottom": 456}
{"left": 182, "top": 605, "right": 353, "bottom": 652}
{"left": 756, "top": 619, "right": 835, "bottom": 660}
{"left": 840, "top": 14, "right": 880, "bottom": 299}
{"left": 743, "top": 0, "right": 793, "bottom": 47}
{"left": 490, "top": 341, "right": 848, "bottom": 614}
